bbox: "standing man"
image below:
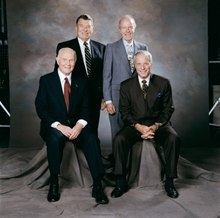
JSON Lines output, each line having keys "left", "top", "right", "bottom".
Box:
{"left": 111, "top": 50, "right": 180, "bottom": 199}
{"left": 35, "top": 48, "right": 108, "bottom": 204}
{"left": 103, "top": 15, "right": 147, "bottom": 160}
{"left": 56, "top": 14, "right": 105, "bottom": 140}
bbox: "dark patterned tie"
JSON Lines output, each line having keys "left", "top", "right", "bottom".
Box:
{"left": 84, "top": 42, "right": 92, "bottom": 77}
{"left": 64, "top": 77, "right": 71, "bottom": 110}
{"left": 142, "top": 80, "right": 148, "bottom": 99}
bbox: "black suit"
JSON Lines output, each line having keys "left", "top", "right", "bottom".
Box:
{"left": 55, "top": 38, "right": 105, "bottom": 137}
{"left": 35, "top": 71, "right": 104, "bottom": 180}
{"left": 114, "top": 74, "right": 180, "bottom": 178}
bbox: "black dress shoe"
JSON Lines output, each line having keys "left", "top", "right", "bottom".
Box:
{"left": 47, "top": 183, "right": 60, "bottom": 202}
{"left": 165, "top": 184, "right": 179, "bottom": 199}
{"left": 92, "top": 186, "right": 109, "bottom": 204}
{"left": 111, "top": 187, "right": 128, "bottom": 198}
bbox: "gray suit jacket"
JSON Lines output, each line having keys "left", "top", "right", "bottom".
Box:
{"left": 103, "top": 38, "right": 147, "bottom": 107}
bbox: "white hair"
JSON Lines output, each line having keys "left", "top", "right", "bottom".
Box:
{"left": 134, "top": 50, "right": 153, "bottom": 63}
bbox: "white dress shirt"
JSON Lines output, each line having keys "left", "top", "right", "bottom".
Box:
{"left": 78, "top": 37, "right": 91, "bottom": 76}
{"left": 51, "top": 69, "right": 87, "bottom": 128}
{"left": 123, "top": 39, "right": 134, "bottom": 58}
{"left": 138, "top": 74, "right": 150, "bottom": 88}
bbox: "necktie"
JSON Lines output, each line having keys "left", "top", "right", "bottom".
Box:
{"left": 127, "top": 44, "right": 134, "bottom": 73}
{"left": 64, "top": 77, "right": 71, "bottom": 110}
{"left": 84, "top": 42, "right": 92, "bottom": 77}
{"left": 142, "top": 80, "right": 148, "bottom": 99}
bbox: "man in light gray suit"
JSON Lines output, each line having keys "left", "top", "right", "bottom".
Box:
{"left": 103, "top": 15, "right": 148, "bottom": 160}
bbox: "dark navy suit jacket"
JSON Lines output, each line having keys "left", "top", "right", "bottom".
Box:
{"left": 35, "top": 70, "right": 89, "bottom": 140}
{"left": 55, "top": 38, "right": 105, "bottom": 134}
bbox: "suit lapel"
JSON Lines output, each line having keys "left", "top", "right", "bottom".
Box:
{"left": 133, "top": 40, "right": 139, "bottom": 54}
{"left": 133, "top": 76, "right": 146, "bottom": 106}
{"left": 90, "top": 40, "right": 97, "bottom": 58}
{"left": 134, "top": 76, "right": 143, "bottom": 95}
{"left": 52, "top": 72, "right": 66, "bottom": 110}
{"left": 132, "top": 75, "right": 158, "bottom": 111}
{"left": 73, "top": 38, "right": 83, "bottom": 58}
{"left": 146, "top": 74, "right": 159, "bottom": 109}
{"left": 68, "top": 75, "right": 79, "bottom": 113}
{"left": 74, "top": 38, "right": 87, "bottom": 77}
{"left": 126, "top": 77, "right": 149, "bottom": 120}
{"left": 118, "top": 39, "right": 131, "bottom": 72}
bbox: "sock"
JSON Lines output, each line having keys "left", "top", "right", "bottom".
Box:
{"left": 116, "top": 175, "right": 127, "bottom": 188}
{"left": 50, "top": 174, "right": 58, "bottom": 184}
{"left": 93, "top": 177, "right": 102, "bottom": 187}
{"left": 165, "top": 177, "right": 174, "bottom": 187}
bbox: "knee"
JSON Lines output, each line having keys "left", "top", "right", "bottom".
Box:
{"left": 113, "top": 132, "right": 126, "bottom": 150}
{"left": 114, "top": 132, "right": 124, "bottom": 143}
{"left": 168, "top": 132, "right": 181, "bottom": 149}
{"left": 47, "top": 128, "right": 65, "bottom": 147}
{"left": 173, "top": 132, "right": 181, "bottom": 144}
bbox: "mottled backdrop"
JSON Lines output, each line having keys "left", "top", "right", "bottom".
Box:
{"left": 6, "top": 0, "right": 208, "bottom": 148}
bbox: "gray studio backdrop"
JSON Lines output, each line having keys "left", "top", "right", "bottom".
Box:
{"left": 6, "top": 0, "right": 209, "bottom": 148}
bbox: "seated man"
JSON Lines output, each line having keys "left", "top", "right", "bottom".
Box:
{"left": 35, "top": 47, "right": 108, "bottom": 204}
{"left": 111, "top": 50, "right": 181, "bottom": 199}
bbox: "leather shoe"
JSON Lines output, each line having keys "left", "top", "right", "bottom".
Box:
{"left": 92, "top": 186, "right": 109, "bottom": 204}
{"left": 111, "top": 187, "right": 128, "bottom": 198}
{"left": 47, "top": 183, "right": 60, "bottom": 202}
{"left": 165, "top": 184, "right": 179, "bottom": 198}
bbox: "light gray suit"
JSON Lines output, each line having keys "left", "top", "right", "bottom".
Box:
{"left": 103, "top": 38, "right": 147, "bottom": 143}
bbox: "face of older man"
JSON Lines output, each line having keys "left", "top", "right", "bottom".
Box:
{"left": 75, "top": 18, "right": 94, "bottom": 42}
{"left": 119, "top": 17, "right": 136, "bottom": 43}
{"left": 56, "top": 48, "right": 76, "bottom": 76}
{"left": 135, "top": 52, "right": 152, "bottom": 79}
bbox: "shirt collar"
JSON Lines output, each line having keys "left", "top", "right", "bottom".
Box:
{"left": 138, "top": 74, "right": 151, "bottom": 87}
{"left": 78, "top": 37, "right": 91, "bottom": 47}
{"left": 122, "top": 38, "right": 134, "bottom": 47}
{"left": 58, "top": 69, "right": 71, "bottom": 84}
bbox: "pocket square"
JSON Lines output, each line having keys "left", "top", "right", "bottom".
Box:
{"left": 157, "top": 92, "right": 162, "bottom": 98}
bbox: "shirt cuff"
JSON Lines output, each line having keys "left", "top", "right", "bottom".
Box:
{"left": 51, "top": 121, "right": 60, "bottom": 128}
{"left": 105, "top": 100, "right": 112, "bottom": 104}
{"left": 77, "top": 119, "right": 87, "bottom": 128}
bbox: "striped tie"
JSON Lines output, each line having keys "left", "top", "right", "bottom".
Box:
{"left": 84, "top": 42, "right": 92, "bottom": 76}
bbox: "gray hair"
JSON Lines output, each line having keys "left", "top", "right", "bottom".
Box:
{"left": 57, "top": 47, "right": 77, "bottom": 61}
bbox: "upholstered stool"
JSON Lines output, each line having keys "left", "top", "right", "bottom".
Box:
{"left": 128, "top": 140, "right": 163, "bottom": 187}
{"left": 27, "top": 140, "right": 163, "bottom": 189}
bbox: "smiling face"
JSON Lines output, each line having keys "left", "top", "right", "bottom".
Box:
{"left": 119, "top": 16, "right": 136, "bottom": 43}
{"left": 75, "top": 18, "right": 94, "bottom": 42}
{"left": 56, "top": 48, "right": 77, "bottom": 76}
{"left": 134, "top": 51, "right": 152, "bottom": 79}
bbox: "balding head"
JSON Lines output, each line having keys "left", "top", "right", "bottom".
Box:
{"left": 56, "top": 48, "right": 77, "bottom": 76}
{"left": 57, "top": 47, "right": 77, "bottom": 61}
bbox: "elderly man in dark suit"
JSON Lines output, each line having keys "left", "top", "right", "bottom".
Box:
{"left": 103, "top": 15, "right": 147, "bottom": 161}
{"left": 111, "top": 50, "right": 180, "bottom": 199}
{"left": 55, "top": 14, "right": 105, "bottom": 141}
{"left": 35, "top": 47, "right": 108, "bottom": 204}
